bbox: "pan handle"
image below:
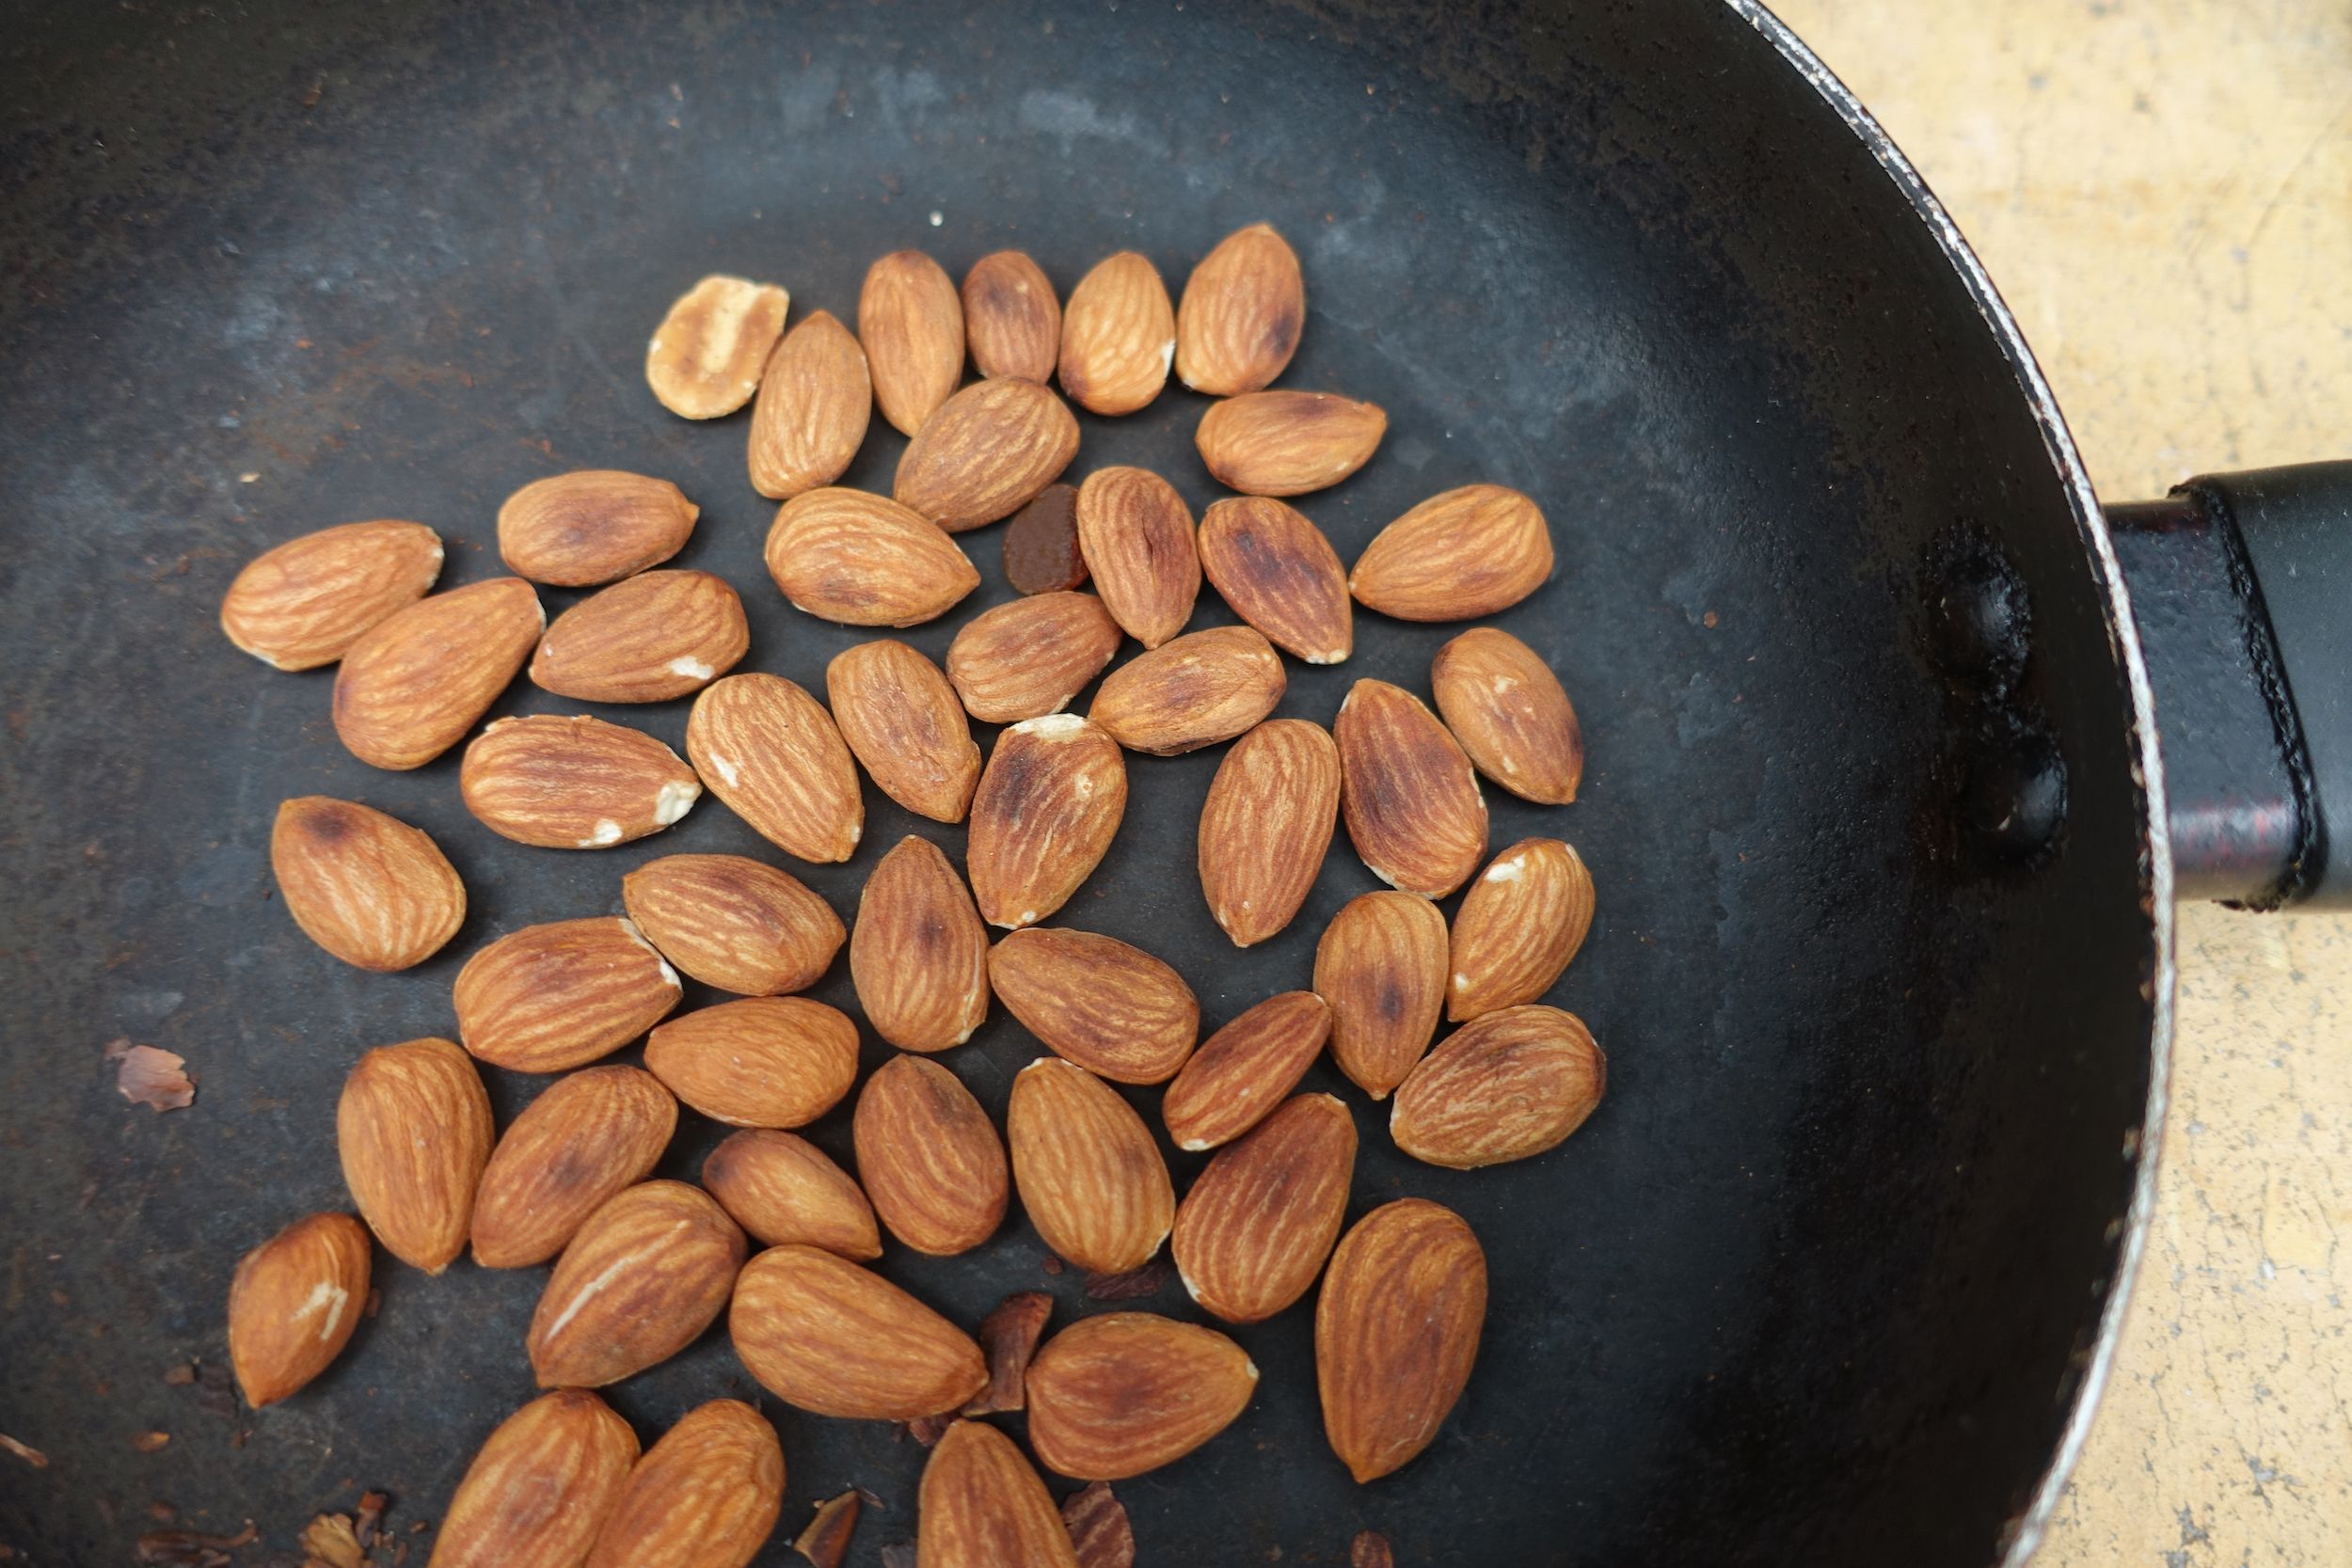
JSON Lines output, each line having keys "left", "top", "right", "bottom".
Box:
{"left": 2106, "top": 462, "right": 2352, "bottom": 908}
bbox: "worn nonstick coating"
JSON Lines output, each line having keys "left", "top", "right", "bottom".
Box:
{"left": 0, "top": 2, "right": 2160, "bottom": 1563}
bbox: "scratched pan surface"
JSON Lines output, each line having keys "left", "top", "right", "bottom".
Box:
{"left": 0, "top": 2, "right": 2158, "bottom": 1563}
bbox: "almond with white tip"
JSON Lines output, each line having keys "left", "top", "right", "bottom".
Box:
{"left": 1334, "top": 679, "right": 1487, "bottom": 898}
{"left": 219, "top": 519, "right": 443, "bottom": 671}
{"left": 686, "top": 673, "right": 864, "bottom": 864}
{"left": 622, "top": 854, "right": 845, "bottom": 997}
{"left": 1429, "top": 626, "right": 1584, "bottom": 804}
{"left": 331, "top": 577, "right": 544, "bottom": 769}
{"left": 1448, "top": 838, "right": 1596, "bottom": 1020}
{"left": 459, "top": 714, "right": 702, "bottom": 850}
{"left": 964, "top": 715, "right": 1127, "bottom": 929}
{"left": 1196, "top": 496, "right": 1353, "bottom": 663}
{"left": 851, "top": 835, "right": 991, "bottom": 1053}
{"left": 270, "top": 796, "right": 465, "bottom": 972}
{"left": 454, "top": 917, "right": 683, "bottom": 1073}
{"left": 1196, "top": 718, "right": 1340, "bottom": 947}
{"left": 1172, "top": 1093, "right": 1354, "bottom": 1323}
{"left": 528, "top": 1180, "right": 746, "bottom": 1388}
{"left": 530, "top": 569, "right": 749, "bottom": 703}
{"left": 1006, "top": 1057, "right": 1176, "bottom": 1274}
{"left": 644, "top": 274, "right": 790, "bottom": 419}
{"left": 226, "top": 1212, "right": 371, "bottom": 1407}
{"left": 1391, "top": 1005, "right": 1606, "bottom": 1169}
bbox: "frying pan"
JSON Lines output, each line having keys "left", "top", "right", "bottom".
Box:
{"left": 2, "top": 1, "right": 2345, "bottom": 1563}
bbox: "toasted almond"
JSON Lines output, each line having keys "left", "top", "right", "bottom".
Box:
{"left": 1007, "top": 1058, "right": 1175, "bottom": 1275}
{"left": 1074, "top": 467, "right": 1200, "bottom": 649}
{"left": 749, "top": 309, "right": 873, "bottom": 499}
{"left": 852, "top": 1054, "right": 1009, "bottom": 1257}
{"left": 1024, "top": 1312, "right": 1256, "bottom": 1480}
{"left": 1349, "top": 483, "right": 1553, "bottom": 621}
{"left": 1315, "top": 1198, "right": 1486, "bottom": 1483}
{"left": 459, "top": 715, "right": 702, "bottom": 849}
{"left": 1197, "top": 391, "right": 1385, "bottom": 498}
{"left": 966, "top": 1291, "right": 1054, "bottom": 1417}
{"left": 1429, "top": 626, "right": 1584, "bottom": 803}
{"left": 622, "top": 854, "right": 845, "bottom": 997}
{"left": 336, "top": 1037, "right": 493, "bottom": 1275}
{"left": 1196, "top": 496, "right": 1352, "bottom": 662}
{"left": 270, "top": 796, "right": 465, "bottom": 972}
{"left": 428, "top": 1390, "right": 638, "bottom": 1568}
{"left": 1391, "top": 1005, "right": 1605, "bottom": 1168}
{"left": 702, "top": 1130, "right": 881, "bottom": 1259}
{"left": 454, "top": 917, "right": 683, "bottom": 1072}
{"left": 645, "top": 275, "right": 790, "bottom": 419}
{"left": 220, "top": 520, "right": 443, "bottom": 671}
{"left": 895, "top": 378, "right": 1080, "bottom": 532}
{"left": 1313, "top": 892, "right": 1448, "bottom": 1100}
{"left": 1174, "top": 223, "right": 1304, "bottom": 396}
{"left": 946, "top": 593, "right": 1121, "bottom": 724}
{"left": 227, "top": 1212, "right": 371, "bottom": 1407}
{"left": 1161, "top": 992, "right": 1333, "bottom": 1151}
{"left": 528, "top": 1180, "right": 746, "bottom": 1387}
{"left": 851, "top": 835, "right": 991, "bottom": 1052}
{"left": 584, "top": 1400, "right": 783, "bottom": 1568}
{"left": 918, "top": 1420, "right": 1081, "bottom": 1568}
{"left": 860, "top": 250, "right": 963, "bottom": 436}
{"left": 1087, "top": 626, "right": 1285, "bottom": 755}
{"left": 643, "top": 997, "right": 860, "bottom": 1129}
{"left": 764, "top": 487, "right": 981, "bottom": 627}
{"left": 1058, "top": 252, "right": 1175, "bottom": 416}
{"left": 827, "top": 641, "right": 980, "bottom": 823}
{"left": 1003, "top": 482, "right": 1088, "bottom": 594}
{"left": 1448, "top": 839, "right": 1596, "bottom": 1020}
{"left": 965, "top": 716, "right": 1128, "bottom": 929}
{"left": 530, "top": 569, "right": 748, "bottom": 703}
{"left": 498, "top": 470, "right": 700, "bottom": 588}
{"left": 331, "top": 578, "right": 544, "bottom": 770}
{"left": 1196, "top": 719, "right": 1340, "bottom": 948}
{"left": 1335, "top": 679, "right": 1487, "bottom": 897}
{"left": 1172, "top": 1094, "right": 1354, "bottom": 1323}
{"left": 988, "top": 928, "right": 1197, "bottom": 1084}
{"left": 686, "top": 673, "right": 864, "bottom": 863}
{"left": 470, "top": 1067, "right": 678, "bottom": 1269}
{"left": 730, "top": 1244, "right": 988, "bottom": 1419}
{"left": 962, "top": 250, "right": 1061, "bottom": 382}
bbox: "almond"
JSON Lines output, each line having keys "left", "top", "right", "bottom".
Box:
{"left": 498, "top": 470, "right": 700, "bottom": 588}
{"left": 1349, "top": 483, "right": 1553, "bottom": 621}
{"left": 584, "top": 1400, "right": 784, "bottom": 1568}
{"left": 1024, "top": 1312, "right": 1256, "bottom": 1479}
{"left": 1006, "top": 1057, "right": 1175, "bottom": 1274}
{"left": 826, "top": 641, "right": 980, "bottom": 823}
{"left": 988, "top": 929, "right": 1197, "bottom": 1085}
{"left": 645, "top": 275, "right": 791, "bottom": 419}
{"left": 946, "top": 592, "right": 1121, "bottom": 723}
{"left": 1315, "top": 1198, "right": 1487, "bottom": 1483}
{"left": 622, "top": 854, "right": 845, "bottom": 996}
{"left": 1448, "top": 839, "right": 1595, "bottom": 1020}
{"left": 686, "top": 673, "right": 864, "bottom": 863}
{"left": 1073, "top": 467, "right": 1199, "bottom": 649}
{"left": 643, "top": 996, "right": 860, "bottom": 1129}
{"left": 1429, "top": 626, "right": 1584, "bottom": 803}
{"left": 851, "top": 835, "right": 990, "bottom": 1052}
{"left": 729, "top": 1244, "right": 988, "bottom": 1419}
{"left": 336, "top": 1037, "right": 493, "bottom": 1275}
{"left": 1058, "top": 252, "right": 1175, "bottom": 416}
{"left": 1391, "top": 1005, "right": 1605, "bottom": 1168}
{"left": 454, "top": 917, "right": 683, "bottom": 1072}
{"left": 226, "top": 1212, "right": 371, "bottom": 1407}
{"left": 1087, "top": 626, "right": 1285, "bottom": 755}
{"left": 895, "top": 377, "right": 1080, "bottom": 532}
{"left": 1335, "top": 679, "right": 1487, "bottom": 897}
{"left": 459, "top": 714, "right": 702, "bottom": 849}
{"left": 270, "top": 796, "right": 465, "bottom": 972}
{"left": 528, "top": 1180, "right": 747, "bottom": 1387}
{"left": 1196, "top": 719, "right": 1340, "bottom": 947}
{"left": 702, "top": 1130, "right": 882, "bottom": 1259}
{"left": 965, "top": 1291, "right": 1053, "bottom": 1416}
{"left": 1171, "top": 1094, "right": 1354, "bottom": 1323}
{"left": 1197, "top": 391, "right": 1385, "bottom": 498}
{"left": 764, "top": 487, "right": 981, "bottom": 627}
{"left": 962, "top": 250, "right": 1060, "bottom": 382}
{"left": 965, "top": 716, "right": 1128, "bottom": 928}
{"left": 1002, "top": 483, "right": 1088, "bottom": 594}
{"left": 530, "top": 569, "right": 749, "bottom": 703}
{"left": 427, "top": 1390, "right": 638, "bottom": 1568}
{"left": 917, "top": 1420, "right": 1081, "bottom": 1568}
{"left": 331, "top": 578, "right": 544, "bottom": 769}
{"left": 749, "top": 309, "right": 873, "bottom": 499}
{"left": 1174, "top": 223, "right": 1304, "bottom": 395}
{"left": 1312, "top": 892, "right": 1448, "bottom": 1100}
{"left": 1161, "top": 991, "right": 1332, "bottom": 1151}
{"left": 1195, "top": 496, "right": 1352, "bottom": 662}
{"left": 860, "top": 250, "right": 963, "bottom": 436}
{"left": 220, "top": 520, "right": 442, "bottom": 670}
{"left": 470, "top": 1067, "right": 678, "bottom": 1269}
{"left": 852, "top": 1054, "right": 1009, "bottom": 1256}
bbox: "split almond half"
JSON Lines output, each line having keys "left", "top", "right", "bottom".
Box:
{"left": 1196, "top": 718, "right": 1340, "bottom": 948}
{"left": 1316, "top": 1198, "right": 1486, "bottom": 1483}
{"left": 701, "top": 1130, "right": 882, "bottom": 1259}
{"left": 1197, "top": 496, "right": 1352, "bottom": 663}
{"left": 1025, "top": 1312, "right": 1257, "bottom": 1480}
{"left": 583, "top": 1400, "right": 783, "bottom": 1568}
{"left": 851, "top": 835, "right": 991, "bottom": 1053}
{"left": 965, "top": 715, "right": 1127, "bottom": 929}
{"left": 962, "top": 250, "right": 1061, "bottom": 383}
{"left": 1350, "top": 483, "right": 1553, "bottom": 621}
{"left": 336, "top": 1037, "right": 493, "bottom": 1275}
{"left": 1161, "top": 990, "right": 1333, "bottom": 1151}
{"left": 1088, "top": 625, "right": 1285, "bottom": 756}
{"left": 497, "top": 470, "right": 699, "bottom": 588}
{"left": 826, "top": 641, "right": 980, "bottom": 823}
{"left": 430, "top": 1390, "right": 639, "bottom": 1568}
{"left": 227, "top": 1212, "right": 370, "bottom": 1407}
{"left": 764, "top": 487, "right": 980, "bottom": 628}
{"left": 1429, "top": 626, "right": 1584, "bottom": 804}
{"left": 749, "top": 309, "right": 873, "bottom": 500}
{"left": 1196, "top": 391, "right": 1385, "bottom": 498}
{"left": 895, "top": 377, "right": 1080, "bottom": 533}
{"left": 729, "top": 1244, "right": 987, "bottom": 1419}
{"left": 643, "top": 996, "right": 860, "bottom": 1129}
{"left": 1171, "top": 1093, "right": 1355, "bottom": 1323}
{"left": 621, "top": 853, "right": 845, "bottom": 997}
{"left": 1175, "top": 222, "right": 1304, "bottom": 396}
{"left": 530, "top": 569, "right": 748, "bottom": 703}
{"left": 988, "top": 928, "right": 1198, "bottom": 1085}
{"left": 1057, "top": 251, "right": 1175, "bottom": 416}
{"left": 528, "top": 1180, "right": 746, "bottom": 1388}
{"left": 1074, "top": 467, "right": 1200, "bottom": 649}
{"left": 644, "top": 275, "right": 790, "bottom": 419}
{"left": 686, "top": 673, "right": 864, "bottom": 864}
{"left": 852, "top": 1053, "right": 1009, "bottom": 1257}
{"left": 1313, "top": 891, "right": 1448, "bottom": 1100}
{"left": 220, "top": 519, "right": 442, "bottom": 671}
{"left": 1448, "top": 838, "right": 1596, "bottom": 1020}
{"left": 1391, "top": 1004, "right": 1606, "bottom": 1169}
{"left": 1334, "top": 679, "right": 1487, "bottom": 898}
{"left": 454, "top": 917, "right": 683, "bottom": 1073}
{"left": 459, "top": 714, "right": 701, "bottom": 849}
{"left": 331, "top": 577, "right": 543, "bottom": 770}
{"left": 270, "top": 796, "right": 465, "bottom": 972}
{"left": 860, "top": 249, "right": 963, "bottom": 436}
{"left": 946, "top": 592, "right": 1122, "bottom": 725}
{"left": 470, "top": 1066, "right": 678, "bottom": 1270}
{"left": 1006, "top": 1057, "right": 1175, "bottom": 1274}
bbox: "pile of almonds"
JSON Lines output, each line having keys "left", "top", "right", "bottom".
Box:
{"left": 215, "top": 223, "right": 1599, "bottom": 1568}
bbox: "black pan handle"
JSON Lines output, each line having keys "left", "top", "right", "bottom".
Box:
{"left": 2107, "top": 462, "right": 2352, "bottom": 908}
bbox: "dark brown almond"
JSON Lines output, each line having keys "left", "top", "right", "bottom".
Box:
{"left": 643, "top": 997, "right": 860, "bottom": 1129}
{"left": 530, "top": 569, "right": 749, "bottom": 703}
{"left": 946, "top": 593, "right": 1121, "bottom": 724}
{"left": 1196, "top": 391, "right": 1385, "bottom": 498}
{"left": 764, "top": 487, "right": 981, "bottom": 627}
{"left": 1087, "top": 626, "right": 1285, "bottom": 755}
{"left": 1002, "top": 483, "right": 1088, "bottom": 594}
{"left": 686, "top": 673, "right": 865, "bottom": 863}
{"left": 730, "top": 1244, "right": 987, "bottom": 1419}
{"left": 1007, "top": 1058, "right": 1175, "bottom": 1275}
{"left": 1335, "top": 679, "right": 1487, "bottom": 897}
{"left": 1024, "top": 1312, "right": 1255, "bottom": 1480}
{"left": 1196, "top": 719, "right": 1340, "bottom": 947}
{"left": 1171, "top": 1094, "right": 1354, "bottom": 1323}
{"left": 894, "top": 378, "right": 1080, "bottom": 533}
{"left": 1352, "top": 1529, "right": 1394, "bottom": 1568}
{"left": 851, "top": 835, "right": 991, "bottom": 1053}
{"left": 583, "top": 1400, "right": 783, "bottom": 1568}
{"left": 1429, "top": 626, "right": 1584, "bottom": 803}
{"left": 470, "top": 1067, "right": 678, "bottom": 1269}
{"left": 459, "top": 714, "right": 701, "bottom": 849}
{"left": 1197, "top": 496, "right": 1352, "bottom": 663}
{"left": 528, "top": 1180, "right": 746, "bottom": 1387}
{"left": 227, "top": 1212, "right": 371, "bottom": 1407}
{"left": 644, "top": 275, "right": 790, "bottom": 419}
{"left": 1448, "top": 838, "right": 1596, "bottom": 1020}
{"left": 918, "top": 1420, "right": 1080, "bottom": 1568}
{"left": 271, "top": 796, "right": 465, "bottom": 972}
{"left": 1074, "top": 467, "right": 1200, "bottom": 649}
{"left": 430, "top": 1390, "right": 639, "bottom": 1568}
{"left": 1391, "top": 1005, "right": 1606, "bottom": 1168}
{"left": 965, "top": 1292, "right": 1053, "bottom": 1416}
{"left": 220, "top": 520, "right": 443, "bottom": 671}
{"left": 1350, "top": 483, "right": 1554, "bottom": 621}
{"left": 1316, "top": 1198, "right": 1486, "bottom": 1483}
{"left": 749, "top": 309, "right": 873, "bottom": 500}
{"left": 1161, "top": 991, "right": 1332, "bottom": 1151}
{"left": 965, "top": 716, "right": 1128, "bottom": 928}
{"left": 1057, "top": 252, "right": 1174, "bottom": 416}
{"left": 454, "top": 917, "right": 684, "bottom": 1073}
{"left": 1174, "top": 223, "right": 1304, "bottom": 396}
{"left": 497, "top": 470, "right": 699, "bottom": 587}
{"left": 702, "top": 1130, "right": 882, "bottom": 1259}
{"left": 622, "top": 854, "right": 845, "bottom": 997}
{"left": 1313, "top": 892, "right": 1448, "bottom": 1100}
{"left": 826, "top": 641, "right": 980, "bottom": 823}
{"left": 860, "top": 250, "right": 964, "bottom": 436}
{"left": 987, "top": 928, "right": 1198, "bottom": 1085}
{"left": 331, "top": 578, "right": 544, "bottom": 770}
{"left": 336, "top": 1037, "right": 493, "bottom": 1275}
{"left": 963, "top": 250, "right": 1061, "bottom": 382}
{"left": 852, "top": 1054, "right": 1009, "bottom": 1256}
{"left": 1061, "top": 1480, "right": 1136, "bottom": 1568}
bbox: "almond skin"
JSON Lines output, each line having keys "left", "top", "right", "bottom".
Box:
{"left": 851, "top": 835, "right": 991, "bottom": 1052}
{"left": 336, "top": 1037, "right": 493, "bottom": 1275}
{"left": 1172, "top": 1094, "right": 1354, "bottom": 1323}
{"left": 470, "top": 1066, "right": 678, "bottom": 1270}
{"left": 1196, "top": 497, "right": 1353, "bottom": 663}
{"left": 749, "top": 309, "right": 873, "bottom": 499}
{"left": 1196, "top": 719, "right": 1340, "bottom": 948}
{"left": 1024, "top": 1312, "right": 1257, "bottom": 1480}
{"left": 1058, "top": 251, "right": 1175, "bottom": 416}
{"left": 1429, "top": 626, "right": 1584, "bottom": 804}
{"left": 531, "top": 569, "right": 749, "bottom": 703}
{"left": 1197, "top": 391, "right": 1386, "bottom": 498}
{"left": 1175, "top": 223, "right": 1304, "bottom": 396}
{"left": 966, "top": 1291, "right": 1054, "bottom": 1416}
{"left": 1335, "top": 679, "right": 1488, "bottom": 897}
{"left": 427, "top": 1390, "right": 639, "bottom": 1568}
{"left": 764, "top": 487, "right": 981, "bottom": 628}
{"left": 686, "top": 673, "right": 865, "bottom": 863}
{"left": 643, "top": 996, "right": 860, "bottom": 1129}
{"left": 1349, "top": 483, "right": 1553, "bottom": 621}
{"left": 645, "top": 275, "right": 790, "bottom": 419}
{"left": 1007, "top": 1058, "right": 1176, "bottom": 1274}
{"left": 729, "top": 1244, "right": 988, "bottom": 1419}
{"left": 622, "top": 854, "right": 845, "bottom": 997}
{"left": 895, "top": 377, "right": 1081, "bottom": 533}
{"left": 1002, "top": 483, "right": 1089, "bottom": 594}
{"left": 270, "top": 796, "right": 465, "bottom": 972}
{"left": 1161, "top": 991, "right": 1332, "bottom": 1151}
{"left": 988, "top": 928, "right": 1198, "bottom": 1085}
{"left": 702, "top": 1130, "right": 882, "bottom": 1259}
{"left": 826, "top": 641, "right": 980, "bottom": 823}
{"left": 1313, "top": 892, "right": 1448, "bottom": 1100}
{"left": 528, "top": 1180, "right": 747, "bottom": 1387}
{"left": 459, "top": 714, "right": 702, "bottom": 850}
{"left": 1087, "top": 626, "right": 1285, "bottom": 755}
{"left": 454, "top": 917, "right": 683, "bottom": 1072}
{"left": 852, "top": 1054, "right": 1009, "bottom": 1256}
{"left": 226, "top": 1212, "right": 371, "bottom": 1407}
{"left": 962, "top": 251, "right": 1060, "bottom": 382}
{"left": 1391, "top": 1005, "right": 1605, "bottom": 1168}
{"left": 498, "top": 470, "right": 700, "bottom": 587}
{"left": 965, "top": 715, "right": 1128, "bottom": 929}
{"left": 331, "top": 578, "right": 544, "bottom": 770}
{"left": 1074, "top": 467, "right": 1200, "bottom": 649}
{"left": 797, "top": 1492, "right": 863, "bottom": 1568}
{"left": 1315, "top": 1198, "right": 1487, "bottom": 1483}
{"left": 584, "top": 1400, "right": 783, "bottom": 1568}
{"left": 1448, "top": 839, "right": 1596, "bottom": 1021}
{"left": 220, "top": 520, "right": 442, "bottom": 670}
{"left": 861, "top": 249, "right": 964, "bottom": 436}
{"left": 946, "top": 592, "right": 1121, "bottom": 724}
{"left": 918, "top": 1420, "right": 1080, "bottom": 1568}
{"left": 1060, "top": 1481, "right": 1133, "bottom": 1568}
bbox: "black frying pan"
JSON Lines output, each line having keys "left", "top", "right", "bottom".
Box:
{"left": 3, "top": 2, "right": 2346, "bottom": 1564}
